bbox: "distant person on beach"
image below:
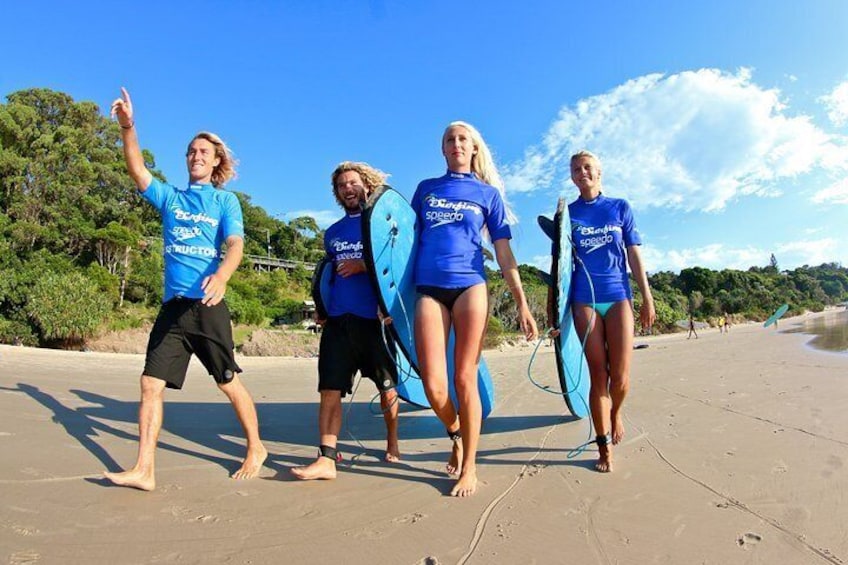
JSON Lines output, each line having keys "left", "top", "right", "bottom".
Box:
{"left": 687, "top": 314, "right": 698, "bottom": 339}
{"left": 291, "top": 162, "right": 400, "bottom": 481}
{"left": 568, "top": 150, "right": 655, "bottom": 473}
{"left": 718, "top": 315, "right": 725, "bottom": 334}
{"left": 104, "top": 88, "right": 267, "bottom": 491}
{"left": 412, "top": 121, "right": 538, "bottom": 496}
{"left": 724, "top": 313, "right": 730, "bottom": 333}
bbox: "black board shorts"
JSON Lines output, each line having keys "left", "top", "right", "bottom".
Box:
{"left": 144, "top": 297, "right": 242, "bottom": 390}
{"left": 318, "top": 314, "right": 398, "bottom": 397}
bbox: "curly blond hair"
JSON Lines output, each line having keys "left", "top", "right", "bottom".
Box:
{"left": 330, "top": 161, "right": 389, "bottom": 207}
{"left": 187, "top": 132, "right": 238, "bottom": 188}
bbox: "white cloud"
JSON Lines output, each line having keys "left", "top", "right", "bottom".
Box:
{"left": 530, "top": 254, "right": 552, "bottom": 273}
{"left": 640, "top": 238, "right": 843, "bottom": 273}
{"left": 775, "top": 239, "right": 842, "bottom": 268}
{"left": 811, "top": 178, "right": 848, "bottom": 205}
{"left": 283, "top": 209, "right": 339, "bottom": 229}
{"left": 640, "top": 243, "right": 765, "bottom": 272}
{"left": 819, "top": 80, "right": 848, "bottom": 127}
{"left": 505, "top": 68, "right": 848, "bottom": 212}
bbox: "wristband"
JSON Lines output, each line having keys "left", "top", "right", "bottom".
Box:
{"left": 120, "top": 121, "right": 134, "bottom": 130}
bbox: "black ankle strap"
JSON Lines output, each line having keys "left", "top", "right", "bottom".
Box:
{"left": 447, "top": 429, "right": 461, "bottom": 442}
{"left": 319, "top": 444, "right": 341, "bottom": 462}
{"left": 595, "top": 434, "right": 612, "bottom": 447}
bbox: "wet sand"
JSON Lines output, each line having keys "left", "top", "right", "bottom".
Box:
{"left": 1, "top": 312, "right": 846, "bottom": 564}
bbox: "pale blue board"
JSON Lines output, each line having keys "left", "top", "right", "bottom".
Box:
{"left": 362, "top": 187, "right": 495, "bottom": 418}
{"left": 764, "top": 303, "right": 789, "bottom": 327}
{"left": 539, "top": 198, "right": 591, "bottom": 419}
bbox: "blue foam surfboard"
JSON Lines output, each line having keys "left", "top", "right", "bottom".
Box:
{"left": 362, "top": 186, "right": 495, "bottom": 418}
{"left": 764, "top": 303, "right": 789, "bottom": 328}
{"left": 538, "top": 198, "right": 591, "bottom": 419}
{"left": 310, "top": 253, "right": 427, "bottom": 407}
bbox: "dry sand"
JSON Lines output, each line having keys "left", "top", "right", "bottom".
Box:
{"left": 1, "top": 313, "right": 846, "bottom": 564}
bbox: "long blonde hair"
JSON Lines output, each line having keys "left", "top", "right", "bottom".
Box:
{"left": 443, "top": 121, "right": 516, "bottom": 224}
{"left": 188, "top": 132, "right": 238, "bottom": 188}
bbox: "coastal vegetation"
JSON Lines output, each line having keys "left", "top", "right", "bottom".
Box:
{"left": 2, "top": 88, "right": 847, "bottom": 350}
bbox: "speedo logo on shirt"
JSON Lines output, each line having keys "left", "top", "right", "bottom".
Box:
{"left": 575, "top": 224, "right": 621, "bottom": 254}
{"left": 171, "top": 226, "right": 202, "bottom": 242}
{"left": 332, "top": 239, "right": 363, "bottom": 261}
{"left": 173, "top": 207, "right": 219, "bottom": 227}
{"left": 424, "top": 195, "right": 481, "bottom": 228}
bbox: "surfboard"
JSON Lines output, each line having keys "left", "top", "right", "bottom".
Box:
{"left": 764, "top": 303, "right": 789, "bottom": 327}
{"left": 362, "top": 186, "right": 496, "bottom": 418}
{"left": 538, "top": 198, "right": 590, "bottom": 419}
{"left": 310, "top": 250, "right": 428, "bottom": 408}
{"left": 310, "top": 256, "right": 333, "bottom": 320}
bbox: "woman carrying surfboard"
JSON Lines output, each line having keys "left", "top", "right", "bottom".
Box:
{"left": 568, "top": 150, "right": 655, "bottom": 473}
{"left": 412, "top": 121, "right": 538, "bottom": 497}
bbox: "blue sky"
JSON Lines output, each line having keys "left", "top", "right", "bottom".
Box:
{"left": 2, "top": 1, "right": 847, "bottom": 273}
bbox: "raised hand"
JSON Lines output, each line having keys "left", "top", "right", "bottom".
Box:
{"left": 110, "top": 87, "right": 134, "bottom": 129}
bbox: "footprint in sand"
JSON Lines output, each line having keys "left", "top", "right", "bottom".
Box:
{"left": 393, "top": 512, "right": 426, "bottom": 525}
{"left": 9, "top": 551, "right": 40, "bottom": 564}
{"left": 737, "top": 532, "right": 762, "bottom": 549}
{"left": 194, "top": 515, "right": 219, "bottom": 524}
{"left": 772, "top": 461, "right": 788, "bottom": 473}
{"left": 163, "top": 506, "right": 190, "bottom": 517}
{"left": 822, "top": 455, "right": 843, "bottom": 478}
{"left": 12, "top": 525, "right": 39, "bottom": 536}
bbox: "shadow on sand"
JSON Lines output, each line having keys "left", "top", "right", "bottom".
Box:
{"left": 7, "top": 382, "right": 595, "bottom": 489}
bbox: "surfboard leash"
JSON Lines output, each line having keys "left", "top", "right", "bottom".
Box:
{"left": 565, "top": 253, "right": 597, "bottom": 458}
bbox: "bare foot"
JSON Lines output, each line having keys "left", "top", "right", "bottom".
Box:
{"left": 446, "top": 439, "right": 463, "bottom": 476}
{"left": 232, "top": 444, "right": 268, "bottom": 480}
{"left": 595, "top": 443, "right": 613, "bottom": 473}
{"left": 290, "top": 457, "right": 337, "bottom": 480}
{"left": 611, "top": 412, "right": 625, "bottom": 445}
{"left": 103, "top": 468, "right": 155, "bottom": 491}
{"left": 385, "top": 439, "right": 401, "bottom": 463}
{"left": 450, "top": 466, "right": 478, "bottom": 497}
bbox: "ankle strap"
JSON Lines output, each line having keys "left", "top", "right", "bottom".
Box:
{"left": 318, "top": 444, "right": 341, "bottom": 462}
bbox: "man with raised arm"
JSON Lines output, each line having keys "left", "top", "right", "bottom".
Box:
{"left": 104, "top": 88, "right": 267, "bottom": 491}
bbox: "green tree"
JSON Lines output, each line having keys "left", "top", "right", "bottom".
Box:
{"left": 27, "top": 270, "right": 110, "bottom": 346}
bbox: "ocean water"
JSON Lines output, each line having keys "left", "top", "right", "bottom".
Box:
{"left": 783, "top": 309, "right": 848, "bottom": 354}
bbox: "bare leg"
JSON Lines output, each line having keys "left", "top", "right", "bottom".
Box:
{"left": 605, "top": 301, "right": 634, "bottom": 446}
{"left": 218, "top": 374, "right": 267, "bottom": 480}
{"left": 415, "top": 295, "right": 462, "bottom": 475}
{"left": 449, "top": 284, "right": 488, "bottom": 497}
{"left": 104, "top": 375, "right": 166, "bottom": 491}
{"left": 381, "top": 388, "right": 400, "bottom": 462}
{"left": 573, "top": 305, "right": 613, "bottom": 473}
{"left": 291, "top": 390, "right": 342, "bottom": 480}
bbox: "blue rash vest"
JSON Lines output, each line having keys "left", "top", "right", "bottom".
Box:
{"left": 324, "top": 212, "right": 379, "bottom": 319}
{"left": 569, "top": 193, "right": 642, "bottom": 304}
{"left": 141, "top": 178, "right": 244, "bottom": 302}
{"left": 412, "top": 171, "right": 512, "bottom": 289}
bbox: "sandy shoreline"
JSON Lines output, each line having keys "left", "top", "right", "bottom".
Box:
{"left": 1, "top": 312, "right": 846, "bottom": 564}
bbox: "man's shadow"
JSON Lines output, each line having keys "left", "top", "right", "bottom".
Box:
{"left": 10, "top": 382, "right": 587, "bottom": 488}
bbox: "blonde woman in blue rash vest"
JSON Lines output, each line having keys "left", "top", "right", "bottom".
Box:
{"left": 568, "top": 150, "right": 655, "bottom": 473}
{"left": 412, "top": 121, "right": 538, "bottom": 497}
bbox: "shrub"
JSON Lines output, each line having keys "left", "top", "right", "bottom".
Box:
{"left": 27, "top": 271, "right": 110, "bottom": 346}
